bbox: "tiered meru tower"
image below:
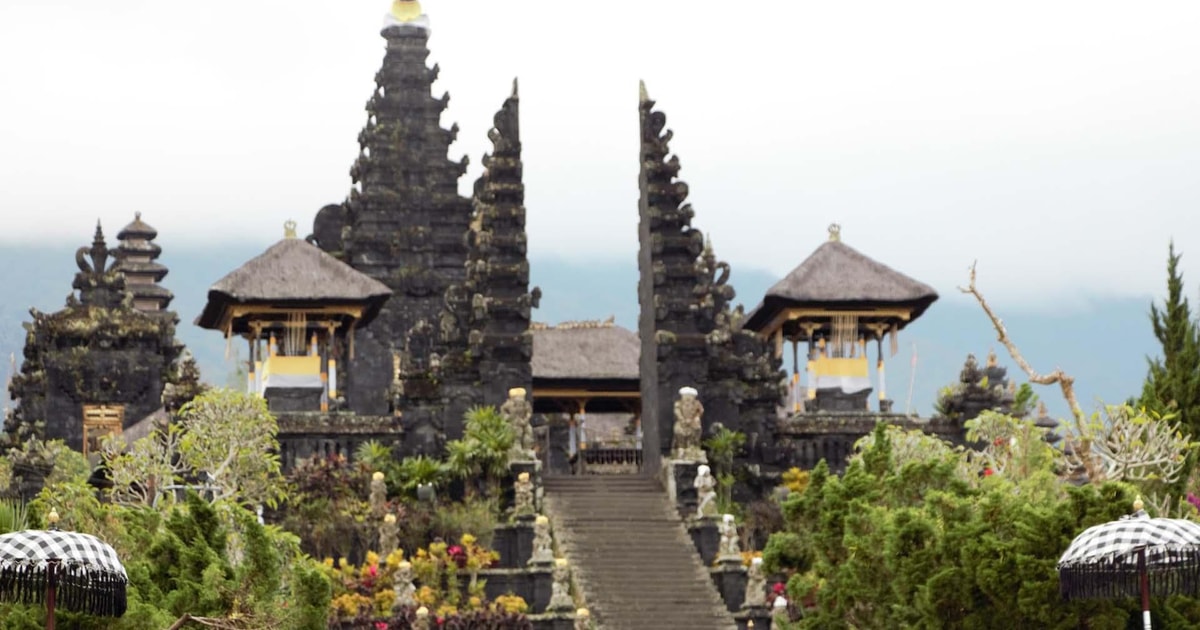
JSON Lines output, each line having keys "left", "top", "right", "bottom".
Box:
{"left": 309, "top": 1, "right": 534, "bottom": 452}
{"left": 636, "top": 84, "right": 784, "bottom": 471}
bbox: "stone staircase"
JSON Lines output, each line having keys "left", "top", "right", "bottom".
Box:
{"left": 543, "top": 475, "right": 737, "bottom": 630}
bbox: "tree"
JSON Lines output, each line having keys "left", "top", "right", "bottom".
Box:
{"left": 1139, "top": 242, "right": 1200, "bottom": 481}
{"left": 103, "top": 389, "right": 286, "bottom": 509}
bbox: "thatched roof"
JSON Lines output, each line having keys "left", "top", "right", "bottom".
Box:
{"left": 196, "top": 237, "right": 392, "bottom": 330}
{"left": 744, "top": 238, "right": 938, "bottom": 332}
{"left": 531, "top": 321, "right": 639, "bottom": 380}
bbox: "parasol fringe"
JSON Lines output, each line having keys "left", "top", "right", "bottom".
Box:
{"left": 1060, "top": 548, "right": 1200, "bottom": 601}
{"left": 0, "top": 560, "right": 127, "bottom": 617}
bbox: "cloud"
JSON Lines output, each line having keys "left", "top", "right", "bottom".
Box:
{"left": 1, "top": 0, "right": 1197, "bottom": 307}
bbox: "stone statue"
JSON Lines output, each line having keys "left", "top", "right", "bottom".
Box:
{"left": 574, "top": 608, "right": 592, "bottom": 630}
{"left": 694, "top": 464, "right": 718, "bottom": 518}
{"left": 392, "top": 561, "right": 417, "bottom": 611}
{"left": 369, "top": 471, "right": 387, "bottom": 519}
{"left": 530, "top": 515, "right": 554, "bottom": 566}
{"left": 379, "top": 513, "right": 399, "bottom": 557}
{"left": 672, "top": 386, "right": 707, "bottom": 462}
{"left": 513, "top": 472, "right": 534, "bottom": 518}
{"left": 548, "top": 558, "right": 574, "bottom": 611}
{"left": 413, "top": 606, "right": 431, "bottom": 630}
{"left": 501, "top": 387, "right": 536, "bottom": 462}
{"left": 718, "top": 513, "right": 741, "bottom": 561}
{"left": 744, "top": 557, "right": 766, "bottom": 608}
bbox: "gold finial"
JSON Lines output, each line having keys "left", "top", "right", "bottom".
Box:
{"left": 284, "top": 220, "right": 298, "bottom": 238}
{"left": 555, "top": 558, "right": 568, "bottom": 568}
{"left": 639, "top": 80, "right": 649, "bottom": 103}
{"left": 415, "top": 606, "right": 430, "bottom": 618}
{"left": 577, "top": 609, "right": 590, "bottom": 618}
{"left": 373, "top": 471, "right": 385, "bottom": 482}
{"left": 384, "top": 513, "right": 397, "bottom": 524}
{"left": 391, "top": 0, "right": 423, "bottom": 23}
{"left": 1134, "top": 495, "right": 1144, "bottom": 512}
{"left": 48, "top": 508, "right": 60, "bottom": 528}
{"left": 509, "top": 387, "right": 527, "bottom": 398}
{"left": 828, "top": 223, "right": 842, "bottom": 242}
{"left": 536, "top": 515, "right": 549, "bottom": 525}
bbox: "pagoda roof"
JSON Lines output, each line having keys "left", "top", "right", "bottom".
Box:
{"left": 196, "top": 237, "right": 392, "bottom": 331}
{"left": 744, "top": 237, "right": 938, "bottom": 333}
{"left": 531, "top": 321, "right": 639, "bottom": 381}
{"left": 117, "top": 212, "right": 158, "bottom": 241}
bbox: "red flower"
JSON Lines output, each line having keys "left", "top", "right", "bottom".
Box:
{"left": 368, "top": 564, "right": 378, "bottom": 577}
{"left": 984, "top": 468, "right": 994, "bottom": 476}
{"left": 375, "top": 623, "right": 388, "bottom": 630}
{"left": 772, "top": 582, "right": 786, "bottom": 595}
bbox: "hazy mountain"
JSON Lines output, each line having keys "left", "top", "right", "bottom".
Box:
{"left": 0, "top": 242, "right": 1160, "bottom": 419}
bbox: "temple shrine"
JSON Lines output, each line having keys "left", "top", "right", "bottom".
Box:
{"left": 196, "top": 222, "right": 392, "bottom": 414}
{"left": 743, "top": 224, "right": 939, "bottom": 414}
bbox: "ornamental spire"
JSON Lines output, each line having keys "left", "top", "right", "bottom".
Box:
{"left": 385, "top": 0, "right": 430, "bottom": 30}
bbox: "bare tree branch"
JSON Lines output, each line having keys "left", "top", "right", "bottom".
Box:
{"left": 958, "top": 261, "right": 1101, "bottom": 480}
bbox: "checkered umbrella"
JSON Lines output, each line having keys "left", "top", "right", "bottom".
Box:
{"left": 0, "top": 529, "right": 127, "bottom": 618}
{"left": 1058, "top": 509, "right": 1200, "bottom": 630}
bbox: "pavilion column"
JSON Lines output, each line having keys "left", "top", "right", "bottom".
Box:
{"left": 247, "top": 334, "right": 257, "bottom": 394}
{"left": 319, "top": 331, "right": 329, "bottom": 412}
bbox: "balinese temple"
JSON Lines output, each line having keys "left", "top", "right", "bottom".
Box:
{"left": 197, "top": 222, "right": 392, "bottom": 414}
{"left": 6, "top": 220, "right": 184, "bottom": 459}
{"left": 744, "top": 224, "right": 938, "bottom": 414}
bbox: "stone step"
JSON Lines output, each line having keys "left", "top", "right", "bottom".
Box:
{"left": 545, "top": 476, "right": 736, "bottom": 630}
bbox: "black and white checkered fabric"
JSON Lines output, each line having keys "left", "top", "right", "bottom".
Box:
{"left": 1058, "top": 510, "right": 1200, "bottom": 601}
{"left": 1059, "top": 511, "right": 1200, "bottom": 567}
{"left": 0, "top": 529, "right": 127, "bottom": 617}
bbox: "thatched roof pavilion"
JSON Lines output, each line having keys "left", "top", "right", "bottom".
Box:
{"left": 196, "top": 227, "right": 392, "bottom": 335}
{"left": 744, "top": 224, "right": 937, "bottom": 413}
{"left": 744, "top": 225, "right": 938, "bottom": 340}
{"left": 530, "top": 319, "right": 640, "bottom": 415}
{"left": 196, "top": 222, "right": 392, "bottom": 412}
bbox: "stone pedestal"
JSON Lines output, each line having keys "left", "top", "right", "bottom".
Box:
{"left": 481, "top": 567, "right": 553, "bottom": 613}
{"left": 688, "top": 517, "right": 720, "bottom": 566}
{"left": 661, "top": 459, "right": 700, "bottom": 519}
{"left": 492, "top": 522, "right": 536, "bottom": 568}
{"left": 528, "top": 613, "right": 578, "bottom": 630}
{"left": 710, "top": 563, "right": 747, "bottom": 612}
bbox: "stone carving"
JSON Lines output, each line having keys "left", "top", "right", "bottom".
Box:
{"left": 718, "top": 513, "right": 741, "bottom": 562}
{"left": 413, "top": 605, "right": 431, "bottom": 630}
{"left": 672, "top": 387, "right": 707, "bottom": 462}
{"left": 574, "top": 608, "right": 592, "bottom": 630}
{"left": 530, "top": 515, "right": 554, "bottom": 566}
{"left": 548, "top": 558, "right": 574, "bottom": 612}
{"left": 694, "top": 464, "right": 718, "bottom": 518}
{"left": 502, "top": 387, "right": 536, "bottom": 462}
{"left": 513, "top": 472, "right": 534, "bottom": 518}
{"left": 744, "top": 557, "right": 766, "bottom": 608}
{"left": 392, "top": 561, "right": 417, "bottom": 611}
{"left": 369, "top": 471, "right": 387, "bottom": 519}
{"left": 379, "top": 513, "right": 399, "bottom": 557}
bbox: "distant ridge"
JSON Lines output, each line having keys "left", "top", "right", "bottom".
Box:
{"left": 0, "top": 243, "right": 1158, "bottom": 420}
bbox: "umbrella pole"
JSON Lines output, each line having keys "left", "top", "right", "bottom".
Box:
{"left": 46, "top": 558, "right": 58, "bottom": 630}
{"left": 1139, "top": 546, "right": 1151, "bottom": 630}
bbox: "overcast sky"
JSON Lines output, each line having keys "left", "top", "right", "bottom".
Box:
{"left": 1, "top": 1, "right": 1198, "bottom": 309}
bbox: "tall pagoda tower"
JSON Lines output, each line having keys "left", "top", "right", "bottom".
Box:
{"left": 636, "top": 84, "right": 785, "bottom": 471}
{"left": 114, "top": 212, "right": 173, "bottom": 313}
{"left": 310, "top": 0, "right": 473, "bottom": 446}
{"left": 437, "top": 82, "right": 539, "bottom": 425}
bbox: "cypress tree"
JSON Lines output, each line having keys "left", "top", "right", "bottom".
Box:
{"left": 1139, "top": 242, "right": 1200, "bottom": 481}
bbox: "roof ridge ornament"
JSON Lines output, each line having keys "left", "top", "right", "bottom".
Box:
{"left": 828, "top": 223, "right": 842, "bottom": 242}
{"left": 284, "top": 220, "right": 298, "bottom": 239}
